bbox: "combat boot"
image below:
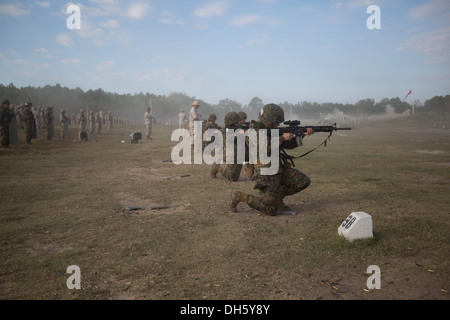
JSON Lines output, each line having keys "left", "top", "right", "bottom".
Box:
{"left": 210, "top": 164, "right": 220, "bottom": 178}
{"left": 278, "top": 199, "right": 290, "bottom": 210}
{"left": 229, "top": 190, "right": 242, "bottom": 213}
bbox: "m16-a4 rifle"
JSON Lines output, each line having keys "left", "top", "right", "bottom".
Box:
{"left": 278, "top": 120, "right": 352, "bottom": 165}
{"left": 280, "top": 120, "right": 351, "bottom": 136}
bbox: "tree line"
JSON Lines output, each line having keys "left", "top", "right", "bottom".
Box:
{"left": 1, "top": 83, "right": 448, "bottom": 124}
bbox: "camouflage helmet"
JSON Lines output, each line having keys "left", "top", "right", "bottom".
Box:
{"left": 259, "top": 103, "right": 284, "bottom": 125}
{"left": 238, "top": 111, "right": 247, "bottom": 121}
{"left": 224, "top": 112, "right": 241, "bottom": 127}
{"left": 208, "top": 114, "right": 217, "bottom": 122}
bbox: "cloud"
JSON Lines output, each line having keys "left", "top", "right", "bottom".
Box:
{"left": 231, "top": 14, "right": 263, "bottom": 27}
{"left": 60, "top": 58, "right": 83, "bottom": 65}
{"left": 86, "top": 60, "right": 124, "bottom": 83}
{"left": 0, "top": 2, "right": 29, "bottom": 16}
{"left": 56, "top": 33, "right": 74, "bottom": 47}
{"left": 134, "top": 69, "right": 191, "bottom": 83}
{"left": 94, "top": 60, "right": 115, "bottom": 72}
{"left": 247, "top": 34, "right": 271, "bottom": 46}
{"left": 35, "top": 1, "right": 50, "bottom": 8}
{"left": 14, "top": 59, "right": 31, "bottom": 65}
{"left": 158, "top": 10, "right": 184, "bottom": 25}
{"left": 397, "top": 26, "right": 450, "bottom": 65}
{"left": 194, "top": 1, "right": 228, "bottom": 18}
{"left": 34, "top": 47, "right": 48, "bottom": 53}
{"left": 409, "top": 0, "right": 450, "bottom": 19}
{"left": 99, "top": 19, "right": 120, "bottom": 28}
{"left": 125, "top": 3, "right": 152, "bottom": 19}
{"left": 230, "top": 14, "right": 280, "bottom": 27}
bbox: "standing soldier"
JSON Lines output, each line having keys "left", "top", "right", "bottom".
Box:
{"left": 9, "top": 104, "right": 18, "bottom": 145}
{"left": 189, "top": 101, "right": 201, "bottom": 145}
{"left": 106, "top": 111, "right": 113, "bottom": 133}
{"left": 23, "top": 102, "right": 36, "bottom": 144}
{"left": 178, "top": 109, "right": 186, "bottom": 129}
{"left": 88, "top": 110, "right": 95, "bottom": 135}
{"left": 95, "top": 112, "right": 102, "bottom": 134}
{"left": 33, "top": 106, "right": 41, "bottom": 130}
{"left": 40, "top": 107, "right": 46, "bottom": 128}
{"left": 0, "top": 100, "right": 13, "bottom": 148}
{"left": 145, "top": 106, "right": 153, "bottom": 139}
{"left": 46, "top": 106, "right": 54, "bottom": 141}
{"left": 15, "top": 105, "right": 23, "bottom": 129}
{"left": 60, "top": 109, "right": 68, "bottom": 138}
{"left": 228, "top": 103, "right": 314, "bottom": 216}
{"left": 78, "top": 109, "right": 87, "bottom": 133}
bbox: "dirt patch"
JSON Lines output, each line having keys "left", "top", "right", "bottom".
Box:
{"left": 415, "top": 149, "right": 446, "bottom": 155}
{"left": 118, "top": 193, "right": 186, "bottom": 216}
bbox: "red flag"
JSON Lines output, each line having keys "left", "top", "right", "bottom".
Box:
{"left": 148, "top": 97, "right": 152, "bottom": 105}
{"left": 404, "top": 89, "right": 412, "bottom": 101}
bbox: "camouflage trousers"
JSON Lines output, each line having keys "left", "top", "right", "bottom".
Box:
{"left": 219, "top": 164, "right": 242, "bottom": 181}
{"left": 217, "top": 163, "right": 255, "bottom": 182}
{"left": 246, "top": 166, "right": 310, "bottom": 216}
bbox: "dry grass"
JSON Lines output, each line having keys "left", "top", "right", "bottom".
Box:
{"left": 0, "top": 115, "right": 449, "bottom": 300}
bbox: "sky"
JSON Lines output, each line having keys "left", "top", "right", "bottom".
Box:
{"left": 0, "top": 0, "right": 449, "bottom": 106}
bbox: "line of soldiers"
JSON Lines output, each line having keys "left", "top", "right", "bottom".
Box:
{"left": 1, "top": 100, "right": 44, "bottom": 146}
{"left": 0, "top": 99, "right": 136, "bottom": 147}
{"left": 206, "top": 104, "right": 314, "bottom": 216}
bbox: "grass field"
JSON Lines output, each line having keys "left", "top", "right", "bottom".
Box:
{"left": 0, "top": 113, "right": 449, "bottom": 300}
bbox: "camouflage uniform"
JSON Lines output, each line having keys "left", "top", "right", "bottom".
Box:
{"left": 210, "top": 112, "right": 245, "bottom": 181}
{"left": 229, "top": 104, "right": 311, "bottom": 216}
{"left": 203, "top": 114, "right": 221, "bottom": 150}
{"left": 238, "top": 111, "right": 247, "bottom": 124}
{"left": 145, "top": 107, "right": 153, "bottom": 139}
{"left": 60, "top": 109, "right": 68, "bottom": 138}
{"left": 46, "top": 106, "right": 54, "bottom": 141}
{"left": 78, "top": 110, "right": 87, "bottom": 133}
{"left": 0, "top": 100, "right": 13, "bottom": 148}
{"left": 23, "top": 102, "right": 36, "bottom": 144}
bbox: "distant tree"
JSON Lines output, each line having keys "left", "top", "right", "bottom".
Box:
{"left": 248, "top": 97, "right": 263, "bottom": 114}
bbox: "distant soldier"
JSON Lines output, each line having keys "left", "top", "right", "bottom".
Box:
{"left": 78, "top": 109, "right": 87, "bottom": 133}
{"left": 189, "top": 101, "right": 201, "bottom": 145}
{"left": 95, "top": 112, "right": 102, "bottom": 134}
{"left": 14, "top": 105, "right": 21, "bottom": 129}
{"left": 205, "top": 114, "right": 221, "bottom": 130}
{"left": 60, "top": 109, "right": 68, "bottom": 138}
{"left": 34, "top": 106, "right": 41, "bottom": 130}
{"left": 46, "top": 106, "right": 54, "bottom": 141}
{"left": 40, "top": 107, "right": 46, "bottom": 128}
{"left": 203, "top": 114, "right": 221, "bottom": 150}
{"left": 0, "top": 100, "right": 14, "bottom": 148}
{"left": 106, "top": 111, "right": 113, "bottom": 133}
{"left": 88, "top": 110, "right": 95, "bottom": 134}
{"left": 145, "top": 106, "right": 153, "bottom": 139}
{"left": 9, "top": 104, "right": 18, "bottom": 145}
{"left": 210, "top": 112, "right": 245, "bottom": 181}
{"left": 23, "top": 102, "right": 36, "bottom": 144}
{"left": 178, "top": 109, "right": 186, "bottom": 129}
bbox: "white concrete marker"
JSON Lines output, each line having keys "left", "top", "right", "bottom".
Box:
{"left": 338, "top": 211, "right": 373, "bottom": 242}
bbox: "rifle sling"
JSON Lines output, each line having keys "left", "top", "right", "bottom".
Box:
{"left": 281, "top": 131, "right": 333, "bottom": 167}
